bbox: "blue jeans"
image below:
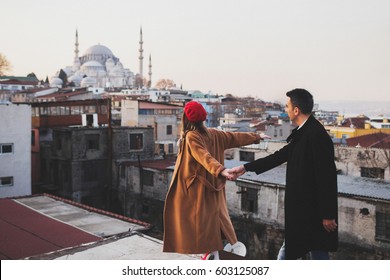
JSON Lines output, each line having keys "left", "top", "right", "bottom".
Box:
{"left": 277, "top": 241, "right": 329, "bottom": 260}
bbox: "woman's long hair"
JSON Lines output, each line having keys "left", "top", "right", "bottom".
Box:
{"left": 178, "top": 112, "right": 210, "bottom": 146}
{"left": 182, "top": 112, "right": 209, "bottom": 134}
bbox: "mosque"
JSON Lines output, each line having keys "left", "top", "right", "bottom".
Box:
{"left": 50, "top": 28, "right": 151, "bottom": 89}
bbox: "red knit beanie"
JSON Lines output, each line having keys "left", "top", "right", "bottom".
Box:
{"left": 184, "top": 101, "right": 207, "bottom": 122}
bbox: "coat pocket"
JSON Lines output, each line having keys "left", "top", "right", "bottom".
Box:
{"left": 185, "top": 175, "right": 197, "bottom": 190}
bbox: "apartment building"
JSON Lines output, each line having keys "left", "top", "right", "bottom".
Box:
{"left": 0, "top": 103, "right": 31, "bottom": 198}
{"left": 121, "top": 100, "right": 182, "bottom": 156}
{"left": 39, "top": 126, "right": 155, "bottom": 209}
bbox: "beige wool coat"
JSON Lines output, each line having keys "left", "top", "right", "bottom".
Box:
{"left": 163, "top": 128, "right": 260, "bottom": 254}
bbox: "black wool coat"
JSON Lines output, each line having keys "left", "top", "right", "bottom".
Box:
{"left": 244, "top": 115, "right": 338, "bottom": 259}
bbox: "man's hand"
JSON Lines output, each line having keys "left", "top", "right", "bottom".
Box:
{"left": 323, "top": 219, "right": 337, "bottom": 232}
{"left": 227, "top": 165, "right": 247, "bottom": 179}
{"left": 221, "top": 166, "right": 247, "bottom": 181}
{"left": 221, "top": 168, "right": 237, "bottom": 180}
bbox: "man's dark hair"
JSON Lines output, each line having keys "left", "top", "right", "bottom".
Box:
{"left": 286, "top": 88, "right": 314, "bottom": 114}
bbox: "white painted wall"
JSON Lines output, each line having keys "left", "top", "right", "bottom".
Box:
{"left": 0, "top": 103, "right": 31, "bottom": 198}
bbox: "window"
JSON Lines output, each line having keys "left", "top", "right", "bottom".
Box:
{"left": 52, "top": 161, "right": 59, "bottom": 184}
{"left": 159, "top": 144, "right": 164, "bottom": 153}
{"left": 120, "top": 165, "right": 126, "bottom": 178}
{"left": 166, "top": 125, "right": 172, "bottom": 135}
{"left": 129, "top": 133, "right": 143, "bottom": 150}
{"left": 143, "top": 170, "right": 154, "bottom": 186}
{"left": 83, "top": 161, "right": 98, "bottom": 182}
{"left": 31, "top": 130, "right": 35, "bottom": 146}
{"left": 0, "top": 177, "right": 13, "bottom": 187}
{"left": 241, "top": 187, "right": 258, "bottom": 212}
{"left": 361, "top": 167, "right": 384, "bottom": 179}
{"left": 86, "top": 134, "right": 100, "bottom": 150}
{"left": 239, "top": 151, "right": 255, "bottom": 161}
{"left": 56, "top": 138, "right": 62, "bottom": 150}
{"left": 168, "top": 143, "right": 173, "bottom": 154}
{"left": 63, "top": 164, "right": 69, "bottom": 183}
{"left": 376, "top": 211, "right": 390, "bottom": 242}
{"left": 0, "top": 143, "right": 13, "bottom": 154}
{"left": 86, "top": 114, "right": 94, "bottom": 127}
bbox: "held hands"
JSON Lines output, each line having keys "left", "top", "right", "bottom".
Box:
{"left": 221, "top": 165, "right": 247, "bottom": 181}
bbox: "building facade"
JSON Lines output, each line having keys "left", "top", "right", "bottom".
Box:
{"left": 0, "top": 103, "right": 31, "bottom": 198}
{"left": 121, "top": 100, "right": 182, "bottom": 156}
{"left": 38, "top": 126, "right": 155, "bottom": 209}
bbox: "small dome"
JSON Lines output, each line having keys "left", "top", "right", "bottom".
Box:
{"left": 80, "top": 76, "right": 97, "bottom": 87}
{"left": 83, "top": 44, "right": 114, "bottom": 57}
{"left": 68, "top": 74, "right": 83, "bottom": 84}
{"left": 50, "top": 77, "right": 63, "bottom": 85}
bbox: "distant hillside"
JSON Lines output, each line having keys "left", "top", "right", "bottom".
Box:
{"left": 317, "top": 100, "right": 390, "bottom": 118}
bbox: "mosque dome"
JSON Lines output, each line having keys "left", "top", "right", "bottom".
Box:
{"left": 80, "top": 76, "right": 97, "bottom": 87}
{"left": 68, "top": 73, "right": 83, "bottom": 85}
{"left": 83, "top": 44, "right": 114, "bottom": 57}
{"left": 80, "top": 60, "right": 105, "bottom": 74}
{"left": 49, "top": 77, "right": 63, "bottom": 87}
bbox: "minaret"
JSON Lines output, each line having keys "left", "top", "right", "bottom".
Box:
{"left": 138, "top": 27, "right": 144, "bottom": 80}
{"left": 73, "top": 29, "right": 81, "bottom": 71}
{"left": 74, "top": 29, "right": 79, "bottom": 60}
{"left": 148, "top": 54, "right": 152, "bottom": 87}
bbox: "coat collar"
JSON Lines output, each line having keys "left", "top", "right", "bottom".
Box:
{"left": 286, "top": 114, "right": 315, "bottom": 143}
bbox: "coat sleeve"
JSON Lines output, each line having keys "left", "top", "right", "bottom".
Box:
{"left": 310, "top": 131, "right": 338, "bottom": 219}
{"left": 186, "top": 131, "right": 225, "bottom": 177}
{"left": 244, "top": 144, "right": 289, "bottom": 174}
{"left": 211, "top": 129, "right": 261, "bottom": 149}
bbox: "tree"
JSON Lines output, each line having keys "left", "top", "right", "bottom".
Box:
{"left": 27, "top": 72, "right": 37, "bottom": 79}
{"left": 0, "top": 53, "right": 12, "bottom": 76}
{"left": 58, "top": 69, "right": 68, "bottom": 87}
{"left": 155, "top": 79, "right": 175, "bottom": 89}
{"left": 134, "top": 76, "right": 149, "bottom": 89}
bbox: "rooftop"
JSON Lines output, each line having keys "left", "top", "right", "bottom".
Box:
{"left": 0, "top": 194, "right": 193, "bottom": 260}
{"left": 345, "top": 132, "right": 390, "bottom": 149}
{"left": 0, "top": 194, "right": 242, "bottom": 260}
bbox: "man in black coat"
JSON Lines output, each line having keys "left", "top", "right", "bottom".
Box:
{"left": 229, "top": 88, "right": 338, "bottom": 260}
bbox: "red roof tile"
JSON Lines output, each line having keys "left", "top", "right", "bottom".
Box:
{"left": 345, "top": 132, "right": 390, "bottom": 149}
{"left": 339, "top": 117, "right": 369, "bottom": 129}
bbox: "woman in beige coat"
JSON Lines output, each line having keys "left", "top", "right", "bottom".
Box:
{"left": 163, "top": 101, "right": 262, "bottom": 259}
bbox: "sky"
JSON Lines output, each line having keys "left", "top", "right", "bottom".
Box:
{"left": 1, "top": 0, "right": 390, "bottom": 103}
